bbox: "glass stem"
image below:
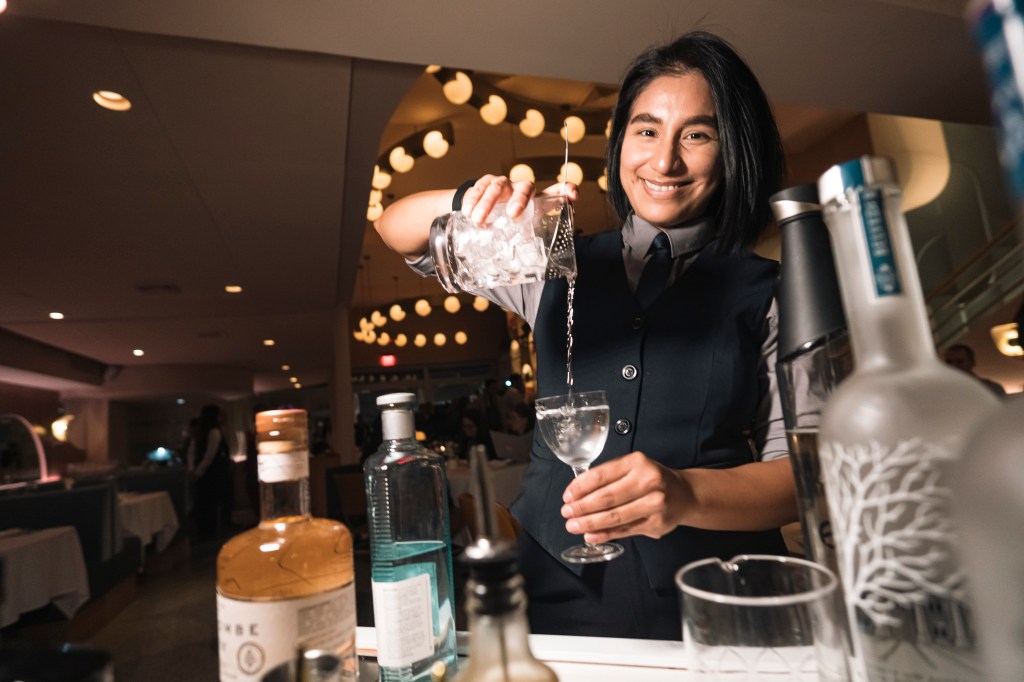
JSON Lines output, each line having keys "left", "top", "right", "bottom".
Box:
{"left": 570, "top": 465, "right": 598, "bottom": 549}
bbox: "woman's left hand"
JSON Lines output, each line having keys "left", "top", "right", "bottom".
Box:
{"left": 560, "top": 451, "right": 691, "bottom": 543}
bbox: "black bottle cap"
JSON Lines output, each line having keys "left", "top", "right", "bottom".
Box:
{"left": 770, "top": 184, "right": 847, "bottom": 362}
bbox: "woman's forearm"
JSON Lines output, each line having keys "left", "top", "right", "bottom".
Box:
{"left": 675, "top": 457, "right": 797, "bottom": 531}
{"left": 375, "top": 189, "right": 457, "bottom": 259}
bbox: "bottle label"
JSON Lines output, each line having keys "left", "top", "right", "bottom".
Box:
{"left": 371, "top": 573, "right": 435, "bottom": 668}
{"left": 856, "top": 187, "right": 903, "bottom": 298}
{"left": 973, "top": 1, "right": 1024, "bottom": 201}
{"left": 258, "top": 452, "right": 309, "bottom": 483}
{"left": 819, "top": 438, "right": 978, "bottom": 679}
{"left": 217, "top": 583, "right": 356, "bottom": 681}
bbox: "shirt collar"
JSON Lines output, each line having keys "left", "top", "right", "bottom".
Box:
{"left": 622, "top": 214, "right": 716, "bottom": 259}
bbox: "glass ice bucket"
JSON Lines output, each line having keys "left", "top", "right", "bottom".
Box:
{"left": 428, "top": 194, "right": 576, "bottom": 293}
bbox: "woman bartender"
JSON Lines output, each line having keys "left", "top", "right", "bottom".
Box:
{"left": 376, "top": 31, "right": 797, "bottom": 640}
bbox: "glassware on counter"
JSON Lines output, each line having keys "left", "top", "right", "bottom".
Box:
{"left": 816, "top": 156, "right": 1000, "bottom": 681}
{"left": 217, "top": 409, "right": 356, "bottom": 682}
{"left": 364, "top": 393, "right": 457, "bottom": 682}
{"left": 676, "top": 554, "right": 850, "bottom": 681}
{"left": 452, "top": 445, "right": 558, "bottom": 682}
{"left": 771, "top": 183, "right": 853, "bottom": 579}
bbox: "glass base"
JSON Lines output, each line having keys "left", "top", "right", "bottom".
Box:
{"left": 561, "top": 542, "right": 624, "bottom": 564}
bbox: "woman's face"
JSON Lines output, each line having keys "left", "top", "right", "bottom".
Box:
{"left": 618, "top": 73, "right": 722, "bottom": 229}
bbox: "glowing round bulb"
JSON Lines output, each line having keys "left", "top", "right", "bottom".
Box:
{"left": 479, "top": 94, "right": 508, "bottom": 125}
{"left": 605, "top": 119, "right": 612, "bottom": 138}
{"left": 371, "top": 165, "right": 392, "bottom": 190}
{"left": 425, "top": 65, "right": 441, "bottom": 74}
{"left": 434, "top": 333, "right": 447, "bottom": 347}
{"left": 598, "top": 172, "right": 609, "bottom": 192}
{"left": 93, "top": 90, "right": 132, "bottom": 111}
{"left": 558, "top": 161, "right": 584, "bottom": 186}
{"left": 519, "top": 108, "right": 545, "bottom": 138}
{"left": 371, "top": 310, "right": 387, "bottom": 327}
{"left": 289, "top": 376, "right": 298, "bottom": 383}
{"left": 49, "top": 312, "right": 64, "bottom": 320}
{"left": 133, "top": 349, "right": 145, "bottom": 357}
{"left": 509, "top": 164, "right": 535, "bottom": 184}
{"left": 395, "top": 333, "right": 408, "bottom": 347}
{"left": 443, "top": 295, "right": 461, "bottom": 313}
{"left": 455, "top": 331, "right": 468, "bottom": 345}
{"left": 359, "top": 317, "right": 372, "bottom": 331}
{"left": 353, "top": 329, "right": 364, "bottom": 341}
{"left": 364, "top": 329, "right": 377, "bottom": 344}
{"left": 377, "top": 332, "right": 390, "bottom": 346}
{"left": 262, "top": 339, "right": 275, "bottom": 347}
{"left": 389, "top": 304, "right": 406, "bottom": 321}
{"left": 422, "top": 130, "right": 449, "bottom": 159}
{"left": 367, "top": 203, "right": 383, "bottom": 222}
{"left": 472, "top": 296, "right": 490, "bottom": 312}
{"left": 369, "top": 189, "right": 383, "bottom": 204}
{"left": 561, "top": 116, "right": 586, "bottom": 143}
{"left": 510, "top": 339, "right": 520, "bottom": 352}
{"left": 414, "top": 333, "right": 427, "bottom": 347}
{"left": 281, "top": 364, "right": 290, "bottom": 371}
{"left": 294, "top": 383, "right": 302, "bottom": 389}
{"left": 389, "top": 146, "right": 414, "bottom": 174}
{"left": 415, "top": 299, "right": 432, "bottom": 316}
{"left": 442, "top": 71, "right": 473, "bottom": 105}
{"left": 225, "top": 285, "right": 243, "bottom": 293}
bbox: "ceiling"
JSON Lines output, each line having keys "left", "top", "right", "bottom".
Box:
{"left": 5, "top": 0, "right": 1018, "bottom": 401}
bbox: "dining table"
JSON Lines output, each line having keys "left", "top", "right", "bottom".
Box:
{"left": 0, "top": 526, "right": 90, "bottom": 628}
{"left": 445, "top": 459, "right": 528, "bottom": 508}
{"left": 117, "top": 490, "right": 180, "bottom": 561}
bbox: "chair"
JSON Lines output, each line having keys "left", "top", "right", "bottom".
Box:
{"left": 325, "top": 465, "right": 368, "bottom": 548}
{"left": 457, "top": 492, "right": 522, "bottom": 543}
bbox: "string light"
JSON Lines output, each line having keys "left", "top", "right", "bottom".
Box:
{"left": 561, "top": 116, "right": 586, "bottom": 143}
{"left": 422, "top": 130, "right": 450, "bottom": 159}
{"left": 473, "top": 296, "right": 490, "bottom": 312}
{"left": 480, "top": 94, "right": 508, "bottom": 125}
{"left": 519, "top": 109, "right": 545, "bottom": 138}
{"left": 443, "top": 296, "right": 461, "bottom": 313}
{"left": 442, "top": 71, "right": 473, "bottom": 104}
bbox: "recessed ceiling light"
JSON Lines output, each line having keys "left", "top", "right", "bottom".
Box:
{"left": 225, "top": 285, "right": 243, "bottom": 294}
{"left": 132, "top": 349, "right": 145, "bottom": 357}
{"left": 263, "top": 339, "right": 275, "bottom": 347}
{"left": 92, "top": 90, "right": 132, "bottom": 112}
{"left": 281, "top": 364, "right": 291, "bottom": 371}
{"left": 49, "top": 312, "right": 64, "bottom": 320}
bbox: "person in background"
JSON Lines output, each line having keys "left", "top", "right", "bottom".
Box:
{"left": 376, "top": 31, "right": 795, "bottom": 639}
{"left": 505, "top": 401, "right": 535, "bottom": 437}
{"left": 943, "top": 343, "right": 1006, "bottom": 397}
{"left": 456, "top": 408, "right": 497, "bottom": 461}
{"left": 481, "top": 378, "right": 506, "bottom": 432}
{"left": 187, "top": 404, "right": 234, "bottom": 542}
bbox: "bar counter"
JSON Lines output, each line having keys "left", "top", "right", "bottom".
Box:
{"left": 356, "top": 626, "right": 822, "bottom": 680}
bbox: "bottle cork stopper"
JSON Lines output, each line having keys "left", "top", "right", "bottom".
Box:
{"left": 256, "top": 409, "right": 308, "bottom": 454}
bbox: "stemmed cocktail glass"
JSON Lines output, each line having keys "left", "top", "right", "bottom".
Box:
{"left": 535, "top": 389, "right": 624, "bottom": 563}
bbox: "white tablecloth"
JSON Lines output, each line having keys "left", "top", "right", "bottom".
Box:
{"left": 446, "top": 461, "right": 527, "bottom": 507}
{"left": 118, "top": 491, "right": 180, "bottom": 554}
{"left": 0, "top": 526, "right": 90, "bottom": 628}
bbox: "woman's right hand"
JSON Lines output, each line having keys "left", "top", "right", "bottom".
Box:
{"left": 462, "top": 175, "right": 579, "bottom": 225}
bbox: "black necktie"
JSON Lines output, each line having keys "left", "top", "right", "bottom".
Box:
{"left": 635, "top": 232, "right": 672, "bottom": 310}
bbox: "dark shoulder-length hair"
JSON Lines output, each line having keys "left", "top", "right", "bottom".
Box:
{"left": 606, "top": 31, "right": 785, "bottom": 254}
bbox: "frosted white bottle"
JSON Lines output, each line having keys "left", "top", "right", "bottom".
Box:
{"left": 816, "top": 156, "right": 1000, "bottom": 682}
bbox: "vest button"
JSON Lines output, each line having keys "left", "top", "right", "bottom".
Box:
{"left": 621, "top": 365, "right": 638, "bottom": 380}
{"left": 614, "top": 419, "right": 631, "bottom": 435}
{"left": 631, "top": 315, "right": 645, "bottom": 330}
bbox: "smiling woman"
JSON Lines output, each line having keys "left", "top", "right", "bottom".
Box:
{"left": 374, "top": 30, "right": 795, "bottom": 642}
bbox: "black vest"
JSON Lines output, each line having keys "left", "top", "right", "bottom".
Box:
{"left": 510, "top": 229, "right": 787, "bottom": 590}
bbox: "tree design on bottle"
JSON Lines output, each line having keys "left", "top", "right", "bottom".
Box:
{"left": 821, "top": 438, "right": 977, "bottom": 671}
